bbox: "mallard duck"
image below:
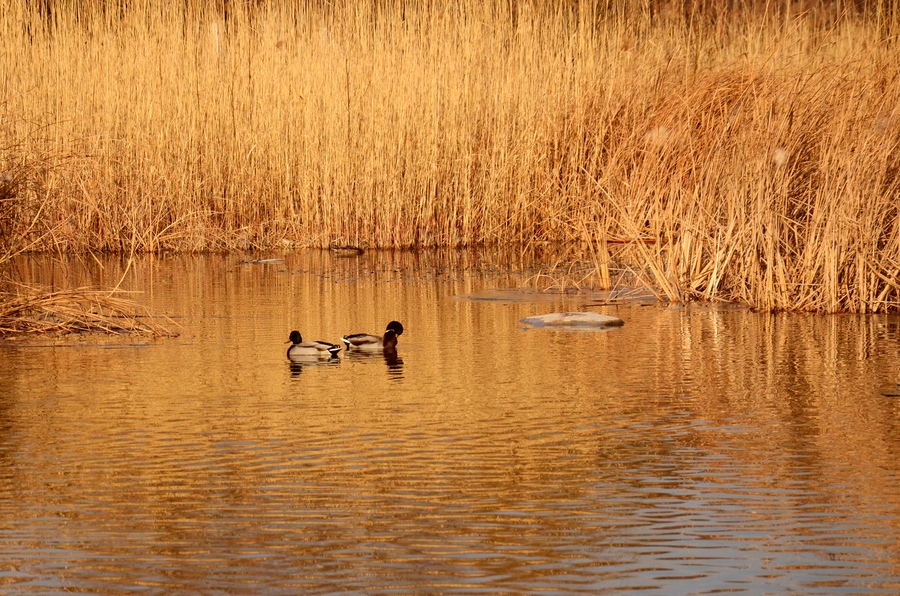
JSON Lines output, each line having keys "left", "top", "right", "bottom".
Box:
{"left": 341, "top": 321, "right": 404, "bottom": 351}
{"left": 286, "top": 330, "right": 341, "bottom": 359}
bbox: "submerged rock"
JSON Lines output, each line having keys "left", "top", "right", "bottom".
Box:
{"left": 520, "top": 312, "right": 624, "bottom": 328}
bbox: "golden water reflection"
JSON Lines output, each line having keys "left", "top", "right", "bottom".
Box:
{"left": 1, "top": 251, "right": 900, "bottom": 593}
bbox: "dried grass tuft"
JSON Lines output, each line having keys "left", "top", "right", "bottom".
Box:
{"left": 0, "top": 285, "right": 178, "bottom": 337}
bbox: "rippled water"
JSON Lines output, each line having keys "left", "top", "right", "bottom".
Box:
{"left": 2, "top": 251, "right": 900, "bottom": 594}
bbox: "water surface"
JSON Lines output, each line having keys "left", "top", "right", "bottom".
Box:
{"left": 2, "top": 251, "right": 900, "bottom": 593}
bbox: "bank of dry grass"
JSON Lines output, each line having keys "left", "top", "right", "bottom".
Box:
{"left": 2, "top": 1, "right": 900, "bottom": 311}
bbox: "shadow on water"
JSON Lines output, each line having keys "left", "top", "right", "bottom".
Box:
{"left": 2, "top": 250, "right": 900, "bottom": 593}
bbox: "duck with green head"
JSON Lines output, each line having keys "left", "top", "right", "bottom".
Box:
{"left": 286, "top": 330, "right": 342, "bottom": 360}
{"left": 341, "top": 321, "right": 404, "bottom": 352}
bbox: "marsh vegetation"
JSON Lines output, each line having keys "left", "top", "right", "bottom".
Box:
{"left": 2, "top": 0, "right": 900, "bottom": 312}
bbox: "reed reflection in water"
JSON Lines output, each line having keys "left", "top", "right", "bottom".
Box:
{"left": 1, "top": 251, "right": 900, "bottom": 594}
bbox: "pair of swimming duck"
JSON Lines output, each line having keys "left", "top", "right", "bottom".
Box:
{"left": 287, "top": 321, "right": 404, "bottom": 359}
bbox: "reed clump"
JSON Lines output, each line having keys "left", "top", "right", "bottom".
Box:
{"left": 3, "top": 1, "right": 900, "bottom": 311}
{"left": 0, "top": 284, "right": 176, "bottom": 336}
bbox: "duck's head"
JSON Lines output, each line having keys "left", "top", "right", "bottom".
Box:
{"left": 386, "top": 321, "right": 404, "bottom": 336}
{"left": 288, "top": 330, "right": 303, "bottom": 344}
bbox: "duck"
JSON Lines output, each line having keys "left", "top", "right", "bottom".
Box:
{"left": 286, "top": 330, "right": 342, "bottom": 359}
{"left": 341, "top": 320, "right": 404, "bottom": 351}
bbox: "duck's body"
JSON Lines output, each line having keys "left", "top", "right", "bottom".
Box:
{"left": 341, "top": 321, "right": 404, "bottom": 352}
{"left": 287, "top": 330, "right": 341, "bottom": 359}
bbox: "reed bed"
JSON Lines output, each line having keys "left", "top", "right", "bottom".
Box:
{"left": 2, "top": 1, "right": 900, "bottom": 311}
{"left": 0, "top": 284, "right": 177, "bottom": 336}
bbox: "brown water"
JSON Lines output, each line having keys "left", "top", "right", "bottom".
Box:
{"left": 2, "top": 251, "right": 900, "bottom": 594}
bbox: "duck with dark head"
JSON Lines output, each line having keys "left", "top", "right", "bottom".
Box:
{"left": 286, "top": 330, "right": 342, "bottom": 360}
{"left": 341, "top": 321, "right": 404, "bottom": 352}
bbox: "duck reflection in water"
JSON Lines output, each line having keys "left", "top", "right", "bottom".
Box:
{"left": 287, "top": 357, "right": 341, "bottom": 378}
{"left": 344, "top": 348, "right": 404, "bottom": 380}
{"left": 383, "top": 348, "right": 404, "bottom": 380}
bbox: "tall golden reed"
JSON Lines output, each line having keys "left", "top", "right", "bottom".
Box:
{"left": 2, "top": 1, "right": 900, "bottom": 312}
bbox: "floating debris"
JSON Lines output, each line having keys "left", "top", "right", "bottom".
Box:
{"left": 520, "top": 312, "right": 624, "bottom": 329}
{"left": 329, "top": 245, "right": 365, "bottom": 257}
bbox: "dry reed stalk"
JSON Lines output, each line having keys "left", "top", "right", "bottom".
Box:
{"left": 2, "top": 2, "right": 900, "bottom": 311}
{"left": 0, "top": 285, "right": 177, "bottom": 336}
